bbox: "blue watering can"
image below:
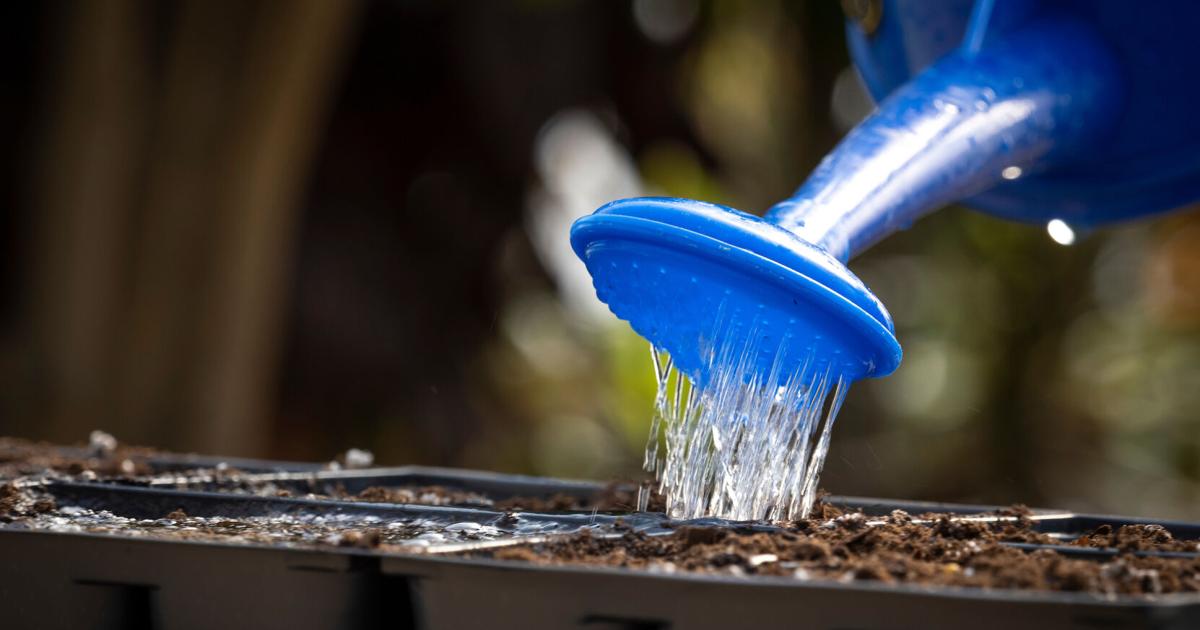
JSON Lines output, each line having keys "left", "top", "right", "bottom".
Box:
{"left": 570, "top": 0, "right": 1200, "bottom": 389}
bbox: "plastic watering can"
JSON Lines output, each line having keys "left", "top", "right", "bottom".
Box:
{"left": 570, "top": 0, "right": 1200, "bottom": 389}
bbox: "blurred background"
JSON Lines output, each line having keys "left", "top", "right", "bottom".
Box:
{"left": 3, "top": 0, "right": 1200, "bottom": 519}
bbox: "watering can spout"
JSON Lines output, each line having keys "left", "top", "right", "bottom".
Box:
{"left": 767, "top": 13, "right": 1122, "bottom": 262}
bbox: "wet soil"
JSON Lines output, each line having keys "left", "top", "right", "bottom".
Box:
{"left": 0, "top": 482, "right": 58, "bottom": 520}
{"left": 0, "top": 435, "right": 649, "bottom": 512}
{"left": 186, "top": 478, "right": 659, "bottom": 512}
{"left": 493, "top": 482, "right": 667, "bottom": 513}
{"left": 475, "top": 512, "right": 1200, "bottom": 596}
{"left": 0, "top": 436, "right": 641, "bottom": 552}
{"left": 0, "top": 480, "right": 508, "bottom": 550}
{"left": 6, "top": 434, "right": 1200, "bottom": 597}
{"left": 354, "top": 485, "right": 493, "bottom": 507}
{"left": 1070, "top": 523, "right": 1200, "bottom": 553}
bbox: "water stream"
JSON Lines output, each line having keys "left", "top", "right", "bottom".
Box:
{"left": 641, "top": 333, "right": 849, "bottom": 521}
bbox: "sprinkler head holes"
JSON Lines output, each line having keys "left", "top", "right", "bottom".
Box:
{"left": 570, "top": 197, "right": 900, "bottom": 386}
{"left": 571, "top": 197, "right": 899, "bottom": 519}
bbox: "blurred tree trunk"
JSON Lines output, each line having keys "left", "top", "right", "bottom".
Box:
{"left": 30, "top": 0, "right": 148, "bottom": 446}
{"left": 27, "top": 0, "right": 360, "bottom": 455}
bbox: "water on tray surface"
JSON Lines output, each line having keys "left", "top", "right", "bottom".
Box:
{"left": 644, "top": 334, "right": 849, "bottom": 522}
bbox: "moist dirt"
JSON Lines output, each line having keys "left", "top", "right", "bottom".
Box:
{"left": 5, "top": 434, "right": 1200, "bottom": 597}
{"left": 473, "top": 511, "right": 1200, "bottom": 596}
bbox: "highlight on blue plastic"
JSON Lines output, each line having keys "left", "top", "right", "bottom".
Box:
{"left": 572, "top": 0, "right": 1200, "bottom": 388}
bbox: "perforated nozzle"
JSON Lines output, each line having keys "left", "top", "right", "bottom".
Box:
{"left": 570, "top": 197, "right": 900, "bottom": 388}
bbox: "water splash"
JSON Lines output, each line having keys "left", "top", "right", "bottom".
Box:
{"left": 642, "top": 329, "right": 850, "bottom": 521}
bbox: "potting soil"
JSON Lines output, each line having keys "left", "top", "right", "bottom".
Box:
{"left": 474, "top": 511, "right": 1200, "bottom": 596}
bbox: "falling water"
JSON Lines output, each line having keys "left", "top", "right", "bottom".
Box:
{"left": 639, "top": 331, "right": 850, "bottom": 522}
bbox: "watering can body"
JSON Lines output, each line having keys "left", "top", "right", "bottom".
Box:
{"left": 570, "top": 0, "right": 1200, "bottom": 387}
{"left": 827, "top": 0, "right": 1200, "bottom": 242}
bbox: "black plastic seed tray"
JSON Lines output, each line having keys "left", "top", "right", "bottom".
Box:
{"left": 5, "top": 441, "right": 325, "bottom": 475}
{"left": 141, "top": 452, "right": 324, "bottom": 474}
{"left": 140, "top": 464, "right": 605, "bottom": 504}
{"left": 38, "top": 479, "right": 652, "bottom": 535}
{"left": 3, "top": 464, "right": 1200, "bottom": 629}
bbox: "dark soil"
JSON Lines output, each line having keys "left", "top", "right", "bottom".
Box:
{"left": 0, "top": 434, "right": 661, "bottom": 512}
{"left": 316, "top": 480, "right": 664, "bottom": 512}
{"left": 473, "top": 512, "right": 1200, "bottom": 596}
{"left": 493, "top": 482, "right": 666, "bottom": 513}
{"left": 354, "top": 485, "right": 492, "bottom": 507}
{"left": 0, "top": 435, "right": 156, "bottom": 478}
{"left": 0, "top": 480, "right": 453, "bottom": 549}
{"left": 1070, "top": 523, "right": 1200, "bottom": 553}
{"left": 0, "top": 482, "right": 57, "bottom": 521}
{"left": 6, "top": 434, "right": 1200, "bottom": 597}
{"left": 273, "top": 481, "right": 660, "bottom": 512}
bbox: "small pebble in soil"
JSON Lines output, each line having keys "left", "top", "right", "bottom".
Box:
{"left": 343, "top": 448, "right": 375, "bottom": 469}
{"left": 748, "top": 553, "right": 778, "bottom": 567}
{"left": 88, "top": 431, "right": 118, "bottom": 457}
